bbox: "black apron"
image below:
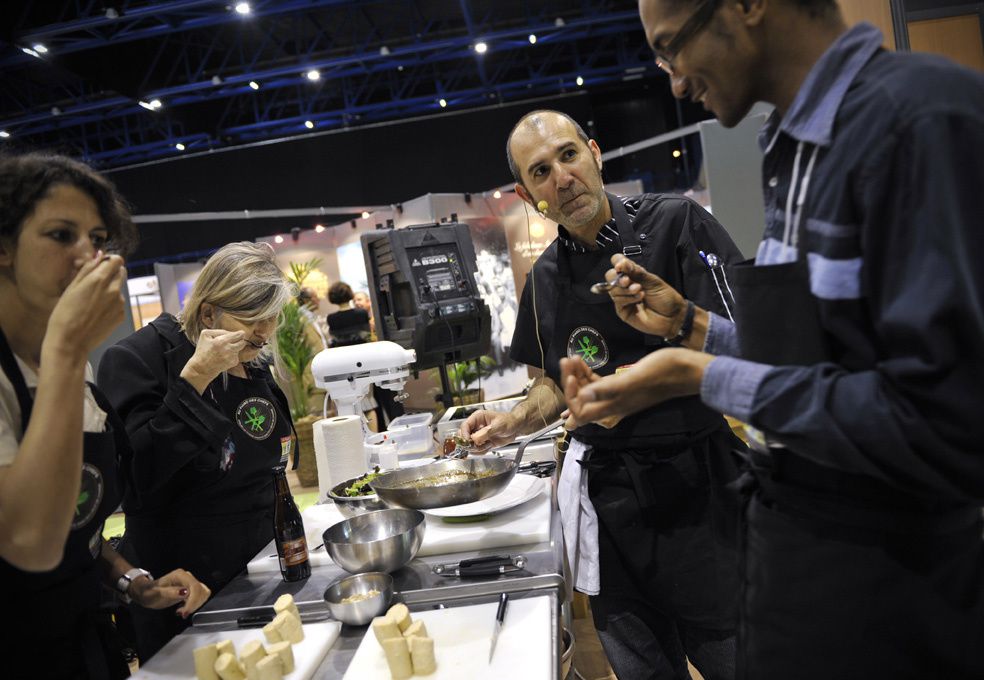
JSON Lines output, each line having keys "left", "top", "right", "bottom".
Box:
{"left": 727, "top": 223, "right": 984, "bottom": 678}
{"left": 548, "top": 196, "right": 740, "bottom": 631}
{"left": 0, "top": 329, "right": 130, "bottom": 680}
{"left": 120, "top": 368, "right": 293, "bottom": 659}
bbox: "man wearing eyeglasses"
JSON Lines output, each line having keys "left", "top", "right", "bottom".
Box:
{"left": 560, "top": 1, "right": 984, "bottom": 678}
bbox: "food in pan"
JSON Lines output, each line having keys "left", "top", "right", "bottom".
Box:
{"left": 389, "top": 467, "right": 497, "bottom": 489}
{"left": 343, "top": 466, "right": 382, "bottom": 496}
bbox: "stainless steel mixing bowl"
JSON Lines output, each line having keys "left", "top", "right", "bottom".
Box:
{"left": 322, "top": 508, "right": 425, "bottom": 574}
{"left": 323, "top": 571, "right": 394, "bottom": 625}
{"left": 328, "top": 476, "right": 389, "bottom": 518}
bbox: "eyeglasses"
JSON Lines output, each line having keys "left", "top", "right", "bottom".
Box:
{"left": 653, "top": 0, "right": 721, "bottom": 76}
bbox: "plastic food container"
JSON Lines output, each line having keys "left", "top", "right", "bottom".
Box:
{"left": 383, "top": 413, "right": 434, "bottom": 458}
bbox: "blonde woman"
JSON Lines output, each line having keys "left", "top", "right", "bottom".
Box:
{"left": 98, "top": 241, "right": 295, "bottom": 659}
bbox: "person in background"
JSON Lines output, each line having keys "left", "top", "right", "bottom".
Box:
{"left": 0, "top": 152, "right": 209, "bottom": 679}
{"left": 326, "top": 282, "right": 403, "bottom": 427}
{"left": 352, "top": 289, "right": 375, "bottom": 337}
{"left": 462, "top": 110, "right": 746, "bottom": 680}
{"left": 97, "top": 242, "right": 295, "bottom": 660}
{"left": 297, "top": 286, "right": 329, "bottom": 349}
{"left": 562, "top": 1, "right": 984, "bottom": 677}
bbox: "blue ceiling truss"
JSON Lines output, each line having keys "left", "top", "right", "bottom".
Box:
{"left": 0, "top": 0, "right": 659, "bottom": 168}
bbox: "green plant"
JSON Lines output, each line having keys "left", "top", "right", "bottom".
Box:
{"left": 446, "top": 355, "right": 496, "bottom": 398}
{"left": 276, "top": 257, "right": 323, "bottom": 420}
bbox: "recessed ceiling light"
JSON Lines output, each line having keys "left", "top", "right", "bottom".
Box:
{"left": 474, "top": 42, "right": 488, "bottom": 54}
{"left": 249, "top": 80, "right": 260, "bottom": 90}
{"left": 235, "top": 2, "right": 250, "bottom": 15}
{"left": 150, "top": 99, "right": 162, "bottom": 109}
{"left": 576, "top": 76, "right": 584, "bottom": 86}
{"left": 33, "top": 44, "right": 48, "bottom": 54}
{"left": 672, "top": 149, "right": 682, "bottom": 158}
{"left": 438, "top": 98, "right": 447, "bottom": 108}
{"left": 306, "top": 69, "right": 320, "bottom": 81}
{"left": 379, "top": 46, "right": 391, "bottom": 56}
{"left": 304, "top": 120, "right": 314, "bottom": 129}
{"left": 528, "top": 34, "right": 537, "bottom": 44}
{"left": 175, "top": 142, "right": 186, "bottom": 151}
{"left": 21, "top": 47, "right": 40, "bottom": 58}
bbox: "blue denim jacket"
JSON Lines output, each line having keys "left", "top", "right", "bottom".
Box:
{"left": 700, "top": 23, "right": 984, "bottom": 502}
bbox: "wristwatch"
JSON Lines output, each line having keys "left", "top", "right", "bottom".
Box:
{"left": 116, "top": 567, "right": 153, "bottom": 604}
{"left": 667, "top": 299, "right": 696, "bottom": 345}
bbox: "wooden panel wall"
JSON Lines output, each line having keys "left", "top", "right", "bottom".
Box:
{"left": 908, "top": 14, "right": 984, "bottom": 71}
{"left": 837, "top": 0, "right": 897, "bottom": 48}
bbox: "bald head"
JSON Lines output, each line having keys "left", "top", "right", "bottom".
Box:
{"left": 506, "top": 110, "right": 590, "bottom": 185}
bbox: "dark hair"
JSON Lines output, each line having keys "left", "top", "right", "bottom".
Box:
{"left": 667, "top": 0, "right": 837, "bottom": 18}
{"left": 505, "top": 110, "right": 591, "bottom": 186}
{"left": 328, "top": 281, "right": 354, "bottom": 305}
{"left": 0, "top": 152, "right": 138, "bottom": 256}
{"left": 297, "top": 286, "right": 314, "bottom": 305}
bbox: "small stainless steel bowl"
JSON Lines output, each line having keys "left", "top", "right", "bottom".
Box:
{"left": 323, "top": 571, "right": 394, "bottom": 626}
{"left": 322, "top": 508, "right": 426, "bottom": 574}
{"left": 328, "top": 476, "right": 389, "bottom": 518}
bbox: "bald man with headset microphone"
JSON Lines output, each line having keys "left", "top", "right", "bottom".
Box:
{"left": 460, "top": 109, "right": 746, "bottom": 680}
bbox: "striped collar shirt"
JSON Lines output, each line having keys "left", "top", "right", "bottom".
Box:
{"left": 556, "top": 195, "right": 639, "bottom": 253}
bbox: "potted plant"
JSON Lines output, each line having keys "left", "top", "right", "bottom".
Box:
{"left": 445, "top": 355, "right": 496, "bottom": 406}
{"left": 276, "top": 258, "right": 323, "bottom": 486}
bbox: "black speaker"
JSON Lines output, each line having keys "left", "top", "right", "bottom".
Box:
{"left": 361, "top": 222, "right": 491, "bottom": 370}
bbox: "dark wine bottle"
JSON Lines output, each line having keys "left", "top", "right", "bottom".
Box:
{"left": 273, "top": 468, "right": 311, "bottom": 582}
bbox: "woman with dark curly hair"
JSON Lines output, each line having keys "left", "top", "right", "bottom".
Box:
{"left": 0, "top": 152, "right": 209, "bottom": 679}
{"left": 326, "top": 281, "right": 371, "bottom": 347}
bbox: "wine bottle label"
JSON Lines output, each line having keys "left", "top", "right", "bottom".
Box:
{"left": 279, "top": 537, "right": 309, "bottom": 567}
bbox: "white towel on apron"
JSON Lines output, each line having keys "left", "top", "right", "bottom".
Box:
{"left": 558, "top": 437, "right": 600, "bottom": 595}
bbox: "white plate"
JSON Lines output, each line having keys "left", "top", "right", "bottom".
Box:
{"left": 423, "top": 474, "right": 543, "bottom": 518}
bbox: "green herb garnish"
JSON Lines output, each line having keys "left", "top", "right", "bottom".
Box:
{"left": 343, "top": 466, "right": 382, "bottom": 497}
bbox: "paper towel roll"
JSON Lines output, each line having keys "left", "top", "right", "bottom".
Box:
{"left": 312, "top": 415, "right": 366, "bottom": 501}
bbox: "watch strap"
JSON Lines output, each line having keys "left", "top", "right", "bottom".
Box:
{"left": 116, "top": 567, "right": 152, "bottom": 604}
{"left": 668, "top": 299, "right": 696, "bottom": 345}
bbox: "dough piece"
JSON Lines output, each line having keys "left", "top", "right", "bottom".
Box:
{"left": 193, "top": 643, "right": 219, "bottom": 680}
{"left": 409, "top": 636, "right": 437, "bottom": 675}
{"left": 214, "top": 653, "right": 246, "bottom": 680}
{"left": 386, "top": 603, "right": 412, "bottom": 632}
{"left": 267, "top": 641, "right": 295, "bottom": 674}
{"left": 215, "top": 640, "right": 236, "bottom": 658}
{"left": 372, "top": 615, "right": 402, "bottom": 644}
{"left": 274, "top": 610, "right": 304, "bottom": 644}
{"left": 240, "top": 640, "right": 266, "bottom": 680}
{"left": 255, "top": 654, "right": 283, "bottom": 680}
{"left": 274, "top": 593, "right": 301, "bottom": 621}
{"left": 402, "top": 619, "right": 428, "bottom": 640}
{"left": 262, "top": 619, "right": 283, "bottom": 645}
{"left": 380, "top": 637, "right": 413, "bottom": 680}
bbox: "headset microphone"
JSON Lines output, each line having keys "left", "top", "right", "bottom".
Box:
{"left": 536, "top": 200, "right": 549, "bottom": 213}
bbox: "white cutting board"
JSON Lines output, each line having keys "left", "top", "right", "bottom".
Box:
{"left": 342, "top": 595, "right": 552, "bottom": 680}
{"left": 133, "top": 621, "right": 341, "bottom": 680}
{"left": 247, "top": 478, "right": 551, "bottom": 574}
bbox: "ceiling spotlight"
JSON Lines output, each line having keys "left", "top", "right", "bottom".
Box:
{"left": 211, "top": 75, "right": 223, "bottom": 85}
{"left": 379, "top": 46, "right": 391, "bottom": 56}
{"left": 249, "top": 80, "right": 260, "bottom": 90}
{"left": 554, "top": 17, "right": 566, "bottom": 27}
{"left": 51, "top": 106, "right": 62, "bottom": 116}
{"left": 314, "top": 224, "right": 325, "bottom": 233}
{"left": 306, "top": 69, "right": 320, "bottom": 81}
{"left": 175, "top": 142, "right": 186, "bottom": 151}
{"left": 138, "top": 100, "right": 153, "bottom": 110}
{"left": 274, "top": 235, "right": 284, "bottom": 244}
{"left": 361, "top": 211, "right": 370, "bottom": 219}
{"left": 0, "top": 131, "right": 9, "bottom": 139}
{"left": 105, "top": 7, "right": 119, "bottom": 19}
{"left": 493, "top": 190, "right": 502, "bottom": 199}
{"left": 576, "top": 75, "right": 584, "bottom": 87}
{"left": 33, "top": 44, "right": 48, "bottom": 54}
{"left": 304, "top": 120, "right": 314, "bottom": 129}
{"left": 235, "top": 2, "right": 250, "bottom": 14}
{"left": 528, "top": 34, "right": 537, "bottom": 44}
{"left": 474, "top": 42, "right": 488, "bottom": 54}
{"left": 150, "top": 99, "right": 162, "bottom": 109}
{"left": 21, "top": 47, "right": 40, "bottom": 58}
{"left": 397, "top": 65, "right": 404, "bottom": 72}
{"left": 438, "top": 98, "right": 447, "bottom": 108}
{"left": 672, "top": 149, "right": 682, "bottom": 158}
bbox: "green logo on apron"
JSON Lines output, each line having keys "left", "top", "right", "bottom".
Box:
{"left": 567, "top": 326, "right": 609, "bottom": 370}
{"left": 235, "top": 397, "right": 277, "bottom": 440}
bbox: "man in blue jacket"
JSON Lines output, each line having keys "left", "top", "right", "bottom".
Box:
{"left": 561, "top": 0, "right": 984, "bottom": 678}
